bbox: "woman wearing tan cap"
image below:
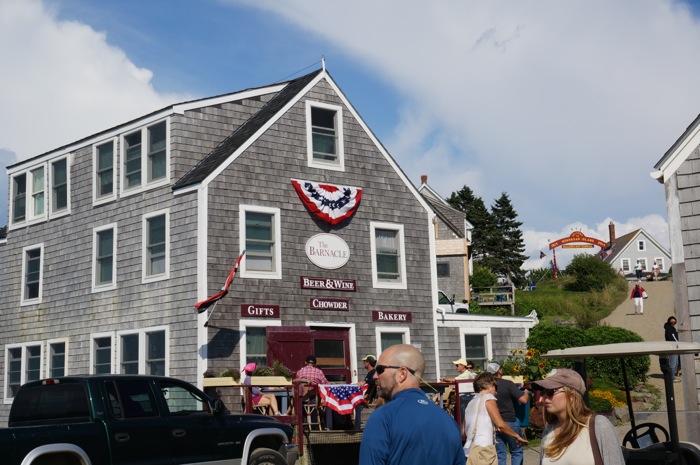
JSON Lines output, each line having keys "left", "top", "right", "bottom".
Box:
{"left": 533, "top": 368, "right": 624, "bottom": 465}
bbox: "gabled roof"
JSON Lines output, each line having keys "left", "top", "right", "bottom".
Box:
{"left": 603, "top": 228, "right": 670, "bottom": 264}
{"left": 418, "top": 182, "right": 473, "bottom": 238}
{"left": 653, "top": 112, "right": 700, "bottom": 183}
{"left": 173, "top": 69, "right": 322, "bottom": 190}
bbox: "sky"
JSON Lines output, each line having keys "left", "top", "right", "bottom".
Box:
{"left": 3, "top": 0, "right": 700, "bottom": 270}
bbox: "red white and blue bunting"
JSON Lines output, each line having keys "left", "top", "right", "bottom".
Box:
{"left": 291, "top": 179, "right": 363, "bottom": 225}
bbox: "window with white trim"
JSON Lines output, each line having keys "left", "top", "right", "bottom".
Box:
{"left": 375, "top": 327, "right": 411, "bottom": 353}
{"left": 92, "top": 334, "right": 114, "bottom": 374}
{"left": 121, "top": 120, "right": 169, "bottom": 194}
{"left": 48, "top": 339, "right": 67, "bottom": 378}
{"left": 21, "top": 244, "right": 43, "bottom": 305}
{"left": 11, "top": 173, "right": 27, "bottom": 223}
{"left": 370, "top": 222, "right": 407, "bottom": 289}
{"left": 638, "top": 240, "right": 646, "bottom": 251}
{"left": 460, "top": 328, "right": 492, "bottom": 373}
{"left": 93, "top": 223, "right": 117, "bottom": 291}
{"left": 240, "top": 205, "right": 281, "bottom": 279}
{"left": 94, "top": 139, "right": 116, "bottom": 203}
{"left": 117, "top": 327, "right": 168, "bottom": 376}
{"left": 50, "top": 158, "right": 69, "bottom": 215}
{"left": 240, "top": 319, "right": 281, "bottom": 371}
{"left": 621, "top": 258, "right": 631, "bottom": 273}
{"left": 306, "top": 101, "right": 344, "bottom": 171}
{"left": 142, "top": 210, "right": 169, "bottom": 282}
{"left": 30, "top": 166, "right": 45, "bottom": 219}
{"left": 638, "top": 258, "right": 648, "bottom": 271}
{"left": 5, "top": 343, "right": 43, "bottom": 399}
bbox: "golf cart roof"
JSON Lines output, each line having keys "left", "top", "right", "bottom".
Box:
{"left": 541, "top": 341, "right": 700, "bottom": 360}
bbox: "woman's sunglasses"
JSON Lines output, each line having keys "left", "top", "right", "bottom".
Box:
{"left": 540, "top": 388, "right": 565, "bottom": 398}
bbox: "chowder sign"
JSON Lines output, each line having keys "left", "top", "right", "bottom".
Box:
{"left": 305, "top": 233, "right": 350, "bottom": 269}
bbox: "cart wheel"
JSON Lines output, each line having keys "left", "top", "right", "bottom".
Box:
{"left": 622, "top": 422, "right": 669, "bottom": 448}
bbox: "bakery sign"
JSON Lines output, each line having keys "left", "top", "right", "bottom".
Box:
{"left": 305, "top": 233, "right": 350, "bottom": 270}
{"left": 372, "top": 310, "right": 412, "bottom": 323}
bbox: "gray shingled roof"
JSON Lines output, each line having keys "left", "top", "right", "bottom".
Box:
{"left": 422, "top": 195, "right": 466, "bottom": 238}
{"left": 173, "top": 69, "right": 323, "bottom": 190}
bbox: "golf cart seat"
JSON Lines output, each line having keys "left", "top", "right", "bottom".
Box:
{"left": 623, "top": 441, "right": 700, "bottom": 465}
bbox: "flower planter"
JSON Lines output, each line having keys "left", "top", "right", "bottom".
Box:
{"left": 202, "top": 377, "right": 239, "bottom": 387}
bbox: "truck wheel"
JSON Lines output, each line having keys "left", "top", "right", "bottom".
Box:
{"left": 249, "top": 447, "right": 288, "bottom": 465}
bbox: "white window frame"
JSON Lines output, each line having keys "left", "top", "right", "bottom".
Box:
{"left": 638, "top": 240, "right": 646, "bottom": 252}
{"left": 306, "top": 101, "right": 345, "bottom": 171}
{"left": 115, "top": 326, "right": 170, "bottom": 376}
{"left": 93, "top": 138, "right": 118, "bottom": 205}
{"left": 4, "top": 342, "right": 44, "bottom": 402}
{"left": 370, "top": 222, "right": 407, "bottom": 289}
{"left": 142, "top": 209, "right": 170, "bottom": 283}
{"left": 10, "top": 172, "right": 27, "bottom": 226}
{"left": 621, "top": 258, "right": 631, "bottom": 273}
{"left": 654, "top": 257, "right": 665, "bottom": 271}
{"left": 29, "top": 166, "right": 47, "bottom": 222}
{"left": 375, "top": 326, "right": 411, "bottom": 355}
{"left": 120, "top": 119, "right": 170, "bottom": 197}
{"left": 459, "top": 328, "right": 493, "bottom": 370}
{"left": 90, "top": 332, "right": 116, "bottom": 374}
{"left": 49, "top": 156, "right": 71, "bottom": 218}
{"left": 239, "top": 319, "right": 282, "bottom": 370}
{"left": 46, "top": 337, "right": 69, "bottom": 378}
{"left": 239, "top": 205, "right": 282, "bottom": 279}
{"left": 92, "top": 223, "right": 118, "bottom": 292}
{"left": 21, "top": 243, "right": 44, "bottom": 306}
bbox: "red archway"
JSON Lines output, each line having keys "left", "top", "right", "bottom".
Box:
{"left": 548, "top": 231, "right": 607, "bottom": 279}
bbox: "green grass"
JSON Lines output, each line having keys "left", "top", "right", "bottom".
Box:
{"left": 513, "top": 277, "right": 628, "bottom": 327}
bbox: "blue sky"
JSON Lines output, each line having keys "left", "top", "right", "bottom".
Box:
{"left": 3, "top": 0, "right": 700, "bottom": 269}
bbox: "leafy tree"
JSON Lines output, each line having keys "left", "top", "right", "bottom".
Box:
{"left": 447, "top": 186, "right": 495, "bottom": 261}
{"left": 486, "top": 193, "right": 528, "bottom": 285}
{"left": 470, "top": 262, "right": 498, "bottom": 289}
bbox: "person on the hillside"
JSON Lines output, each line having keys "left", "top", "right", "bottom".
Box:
{"left": 664, "top": 316, "right": 681, "bottom": 382}
{"left": 634, "top": 261, "right": 643, "bottom": 280}
{"left": 652, "top": 261, "right": 661, "bottom": 280}
{"left": 630, "top": 282, "right": 646, "bottom": 315}
{"left": 486, "top": 362, "right": 530, "bottom": 465}
{"left": 533, "top": 368, "right": 624, "bottom": 465}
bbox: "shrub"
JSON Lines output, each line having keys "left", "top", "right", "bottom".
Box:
{"left": 564, "top": 254, "right": 626, "bottom": 292}
{"left": 526, "top": 323, "right": 586, "bottom": 353}
{"left": 501, "top": 348, "right": 561, "bottom": 382}
{"left": 471, "top": 263, "right": 498, "bottom": 288}
{"left": 588, "top": 395, "right": 613, "bottom": 413}
{"left": 584, "top": 326, "right": 649, "bottom": 388}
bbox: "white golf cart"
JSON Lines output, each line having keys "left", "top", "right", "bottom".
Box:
{"left": 542, "top": 341, "right": 700, "bottom": 465}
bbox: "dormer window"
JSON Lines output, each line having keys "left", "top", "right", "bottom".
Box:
{"left": 121, "top": 120, "right": 169, "bottom": 195}
{"left": 306, "top": 101, "right": 344, "bottom": 171}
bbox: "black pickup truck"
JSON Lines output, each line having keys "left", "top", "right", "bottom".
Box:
{"left": 3, "top": 374, "right": 297, "bottom": 465}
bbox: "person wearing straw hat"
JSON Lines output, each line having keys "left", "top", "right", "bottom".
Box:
{"left": 242, "top": 362, "right": 282, "bottom": 415}
{"left": 532, "top": 368, "right": 624, "bottom": 465}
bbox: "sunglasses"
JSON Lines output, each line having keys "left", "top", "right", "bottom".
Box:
{"left": 466, "top": 366, "right": 474, "bottom": 369}
{"left": 541, "top": 388, "right": 565, "bottom": 398}
{"left": 375, "top": 365, "right": 416, "bottom": 375}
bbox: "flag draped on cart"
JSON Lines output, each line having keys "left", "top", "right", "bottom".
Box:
{"left": 318, "top": 384, "right": 368, "bottom": 414}
{"left": 195, "top": 251, "right": 246, "bottom": 322}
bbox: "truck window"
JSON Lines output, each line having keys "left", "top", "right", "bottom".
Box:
{"left": 9, "top": 383, "right": 90, "bottom": 426}
{"left": 157, "top": 380, "right": 209, "bottom": 415}
{"left": 106, "top": 379, "right": 158, "bottom": 418}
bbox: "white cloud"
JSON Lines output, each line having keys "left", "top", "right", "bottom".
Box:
{"left": 0, "top": 0, "right": 184, "bottom": 161}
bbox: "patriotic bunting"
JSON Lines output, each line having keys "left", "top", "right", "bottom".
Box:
{"left": 291, "top": 179, "right": 362, "bottom": 225}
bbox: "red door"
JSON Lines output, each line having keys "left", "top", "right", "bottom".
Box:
{"left": 266, "top": 327, "right": 351, "bottom": 382}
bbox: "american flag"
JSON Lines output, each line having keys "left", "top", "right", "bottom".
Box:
{"left": 319, "top": 384, "right": 368, "bottom": 414}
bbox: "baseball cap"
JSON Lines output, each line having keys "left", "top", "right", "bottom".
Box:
{"left": 532, "top": 368, "right": 586, "bottom": 395}
{"left": 242, "top": 362, "right": 256, "bottom": 373}
{"left": 453, "top": 358, "right": 468, "bottom": 366}
{"left": 486, "top": 362, "right": 501, "bottom": 374}
{"left": 306, "top": 355, "right": 317, "bottom": 364}
{"left": 362, "top": 355, "right": 376, "bottom": 362}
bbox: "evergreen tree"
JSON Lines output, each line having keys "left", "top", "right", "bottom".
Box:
{"left": 488, "top": 193, "right": 528, "bottom": 284}
{"left": 447, "top": 186, "right": 495, "bottom": 261}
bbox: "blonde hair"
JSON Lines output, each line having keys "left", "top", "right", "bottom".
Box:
{"left": 543, "top": 387, "right": 593, "bottom": 459}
